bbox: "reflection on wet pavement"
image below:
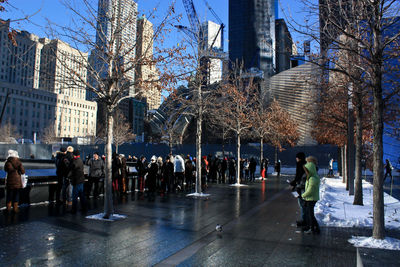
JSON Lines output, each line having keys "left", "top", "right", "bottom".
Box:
{"left": 1, "top": 175, "right": 397, "bottom": 266}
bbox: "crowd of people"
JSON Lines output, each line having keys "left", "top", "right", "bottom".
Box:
{"left": 4, "top": 146, "right": 320, "bottom": 227}
{"left": 51, "top": 150, "right": 280, "bottom": 209}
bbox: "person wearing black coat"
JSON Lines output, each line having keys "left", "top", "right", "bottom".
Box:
{"left": 136, "top": 156, "right": 148, "bottom": 193}
{"left": 162, "top": 156, "right": 174, "bottom": 193}
{"left": 54, "top": 147, "right": 67, "bottom": 204}
{"left": 275, "top": 160, "right": 281, "bottom": 177}
{"left": 62, "top": 147, "right": 74, "bottom": 205}
{"left": 111, "top": 152, "right": 122, "bottom": 193}
{"left": 147, "top": 156, "right": 158, "bottom": 201}
{"left": 221, "top": 157, "right": 228, "bottom": 183}
{"left": 228, "top": 158, "right": 236, "bottom": 184}
{"left": 68, "top": 150, "right": 86, "bottom": 213}
{"left": 185, "top": 156, "right": 194, "bottom": 190}
{"left": 249, "top": 158, "right": 257, "bottom": 181}
{"left": 289, "top": 152, "right": 307, "bottom": 227}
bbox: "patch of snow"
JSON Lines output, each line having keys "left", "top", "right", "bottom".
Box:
{"left": 315, "top": 176, "right": 400, "bottom": 229}
{"left": 186, "top": 193, "right": 210, "bottom": 197}
{"left": 86, "top": 213, "right": 127, "bottom": 222}
{"left": 229, "top": 183, "right": 249, "bottom": 187}
{"left": 348, "top": 236, "right": 400, "bottom": 250}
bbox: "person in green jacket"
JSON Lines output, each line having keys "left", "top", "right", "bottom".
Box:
{"left": 301, "top": 156, "right": 320, "bottom": 234}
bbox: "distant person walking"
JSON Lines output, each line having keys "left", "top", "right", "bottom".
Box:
{"left": 4, "top": 150, "right": 25, "bottom": 213}
{"left": 328, "top": 158, "right": 334, "bottom": 177}
{"left": 384, "top": 159, "right": 393, "bottom": 182}
{"left": 301, "top": 156, "right": 320, "bottom": 234}
{"left": 275, "top": 160, "right": 281, "bottom": 177}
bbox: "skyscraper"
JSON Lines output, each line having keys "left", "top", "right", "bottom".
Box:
{"left": 201, "top": 21, "right": 223, "bottom": 84}
{"left": 136, "top": 16, "right": 161, "bottom": 111}
{"left": 95, "top": 0, "right": 138, "bottom": 96}
{"left": 229, "top": 0, "right": 276, "bottom": 77}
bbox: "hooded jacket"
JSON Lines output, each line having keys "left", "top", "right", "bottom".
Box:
{"left": 301, "top": 162, "right": 320, "bottom": 201}
{"left": 174, "top": 155, "right": 185, "bottom": 173}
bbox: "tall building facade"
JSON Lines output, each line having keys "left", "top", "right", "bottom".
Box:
{"left": 201, "top": 21, "right": 223, "bottom": 84}
{"left": 275, "top": 19, "right": 293, "bottom": 74}
{"left": 0, "top": 20, "right": 42, "bottom": 89}
{"left": 269, "top": 63, "right": 318, "bottom": 145}
{"left": 39, "top": 38, "right": 87, "bottom": 99}
{"left": 95, "top": 0, "right": 138, "bottom": 96}
{"left": 135, "top": 16, "right": 161, "bottom": 111}
{"left": 0, "top": 20, "right": 97, "bottom": 140}
{"left": 229, "top": 0, "right": 276, "bottom": 77}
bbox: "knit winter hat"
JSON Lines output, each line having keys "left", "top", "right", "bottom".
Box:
{"left": 67, "top": 146, "right": 74, "bottom": 153}
{"left": 7, "top": 150, "right": 19, "bottom": 158}
{"left": 306, "top": 156, "right": 318, "bottom": 165}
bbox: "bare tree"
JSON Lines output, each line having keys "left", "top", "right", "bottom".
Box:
{"left": 215, "top": 62, "right": 255, "bottom": 185}
{"left": 253, "top": 99, "right": 299, "bottom": 166}
{"left": 0, "top": 121, "right": 19, "bottom": 143}
{"left": 112, "top": 110, "right": 135, "bottom": 153}
{"left": 46, "top": 0, "right": 184, "bottom": 218}
{"left": 41, "top": 125, "right": 58, "bottom": 144}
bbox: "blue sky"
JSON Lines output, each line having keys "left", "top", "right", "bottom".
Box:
{"left": 2, "top": 0, "right": 309, "bottom": 52}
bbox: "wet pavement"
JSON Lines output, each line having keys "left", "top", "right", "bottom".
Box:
{"left": 0, "top": 175, "right": 399, "bottom": 267}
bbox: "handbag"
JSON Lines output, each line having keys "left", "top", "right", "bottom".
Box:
{"left": 21, "top": 174, "right": 28, "bottom": 188}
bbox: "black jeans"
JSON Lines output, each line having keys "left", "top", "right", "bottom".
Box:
{"left": 6, "top": 188, "right": 19, "bottom": 203}
{"left": 305, "top": 201, "right": 319, "bottom": 231}
{"left": 87, "top": 176, "right": 101, "bottom": 198}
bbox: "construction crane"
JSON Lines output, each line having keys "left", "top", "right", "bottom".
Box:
{"left": 176, "top": 0, "right": 226, "bottom": 60}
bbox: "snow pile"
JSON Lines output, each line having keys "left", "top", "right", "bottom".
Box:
{"left": 349, "top": 236, "right": 400, "bottom": 250}
{"left": 229, "top": 183, "right": 249, "bottom": 187}
{"left": 86, "top": 213, "right": 127, "bottom": 221}
{"left": 186, "top": 192, "right": 210, "bottom": 198}
{"left": 315, "top": 176, "right": 400, "bottom": 250}
{"left": 316, "top": 176, "right": 400, "bottom": 229}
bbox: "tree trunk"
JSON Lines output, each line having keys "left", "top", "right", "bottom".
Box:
{"left": 104, "top": 112, "right": 114, "bottom": 218}
{"left": 348, "top": 103, "right": 355, "bottom": 195}
{"left": 169, "top": 135, "right": 173, "bottom": 155}
{"left": 342, "top": 145, "right": 347, "bottom": 184}
{"left": 222, "top": 130, "right": 225, "bottom": 159}
{"left": 371, "top": 15, "right": 385, "bottom": 240}
{"left": 353, "top": 87, "right": 363, "bottom": 205}
{"left": 236, "top": 132, "right": 241, "bottom": 184}
{"left": 195, "top": 85, "right": 202, "bottom": 194}
{"left": 260, "top": 137, "right": 263, "bottom": 175}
